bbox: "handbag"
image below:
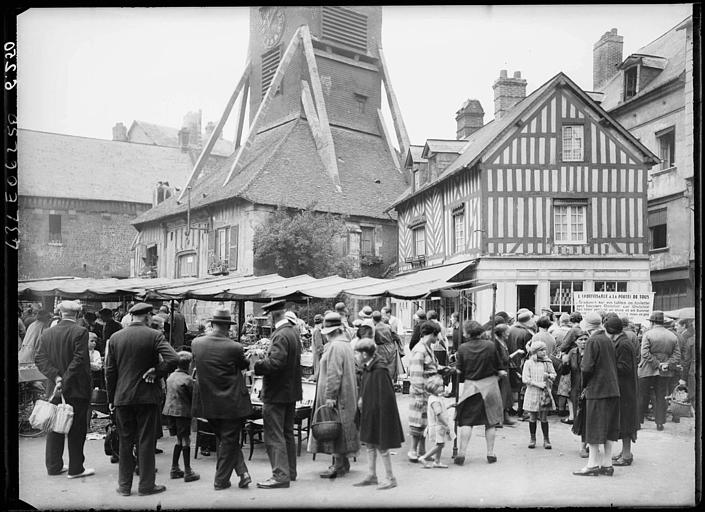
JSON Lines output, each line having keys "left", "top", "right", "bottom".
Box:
{"left": 104, "top": 412, "right": 119, "bottom": 457}
{"left": 52, "top": 393, "right": 74, "bottom": 435}
{"left": 28, "top": 397, "right": 57, "bottom": 432}
{"left": 572, "top": 394, "right": 586, "bottom": 437}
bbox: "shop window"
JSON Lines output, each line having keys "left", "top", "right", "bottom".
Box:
{"left": 413, "top": 226, "right": 426, "bottom": 257}
{"left": 653, "top": 280, "right": 691, "bottom": 311}
{"left": 550, "top": 280, "right": 583, "bottom": 314}
{"left": 452, "top": 211, "right": 465, "bottom": 254}
{"left": 648, "top": 208, "right": 668, "bottom": 250}
{"left": 49, "top": 214, "right": 62, "bottom": 244}
{"left": 595, "top": 281, "right": 627, "bottom": 292}
{"left": 657, "top": 127, "right": 676, "bottom": 170}
{"left": 624, "top": 66, "right": 638, "bottom": 100}
{"left": 360, "top": 227, "right": 374, "bottom": 256}
{"left": 562, "top": 125, "right": 584, "bottom": 162}
{"left": 553, "top": 201, "right": 587, "bottom": 244}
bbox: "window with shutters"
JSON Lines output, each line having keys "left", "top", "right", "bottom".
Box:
{"left": 648, "top": 208, "right": 668, "bottom": 250}
{"left": 215, "top": 227, "right": 230, "bottom": 266}
{"left": 656, "top": 127, "right": 675, "bottom": 170}
{"left": 48, "top": 214, "right": 62, "bottom": 244}
{"left": 562, "top": 125, "right": 584, "bottom": 162}
{"left": 360, "top": 227, "right": 374, "bottom": 256}
{"left": 261, "top": 45, "right": 281, "bottom": 97}
{"left": 321, "top": 6, "right": 368, "bottom": 53}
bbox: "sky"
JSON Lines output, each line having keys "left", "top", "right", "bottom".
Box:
{"left": 17, "top": 5, "right": 693, "bottom": 147}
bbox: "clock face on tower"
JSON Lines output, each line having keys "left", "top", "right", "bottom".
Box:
{"left": 259, "top": 7, "right": 285, "bottom": 49}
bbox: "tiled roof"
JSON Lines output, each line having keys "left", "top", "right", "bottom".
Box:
{"left": 132, "top": 117, "right": 408, "bottom": 225}
{"left": 389, "top": 72, "right": 659, "bottom": 210}
{"left": 18, "top": 129, "right": 194, "bottom": 204}
{"left": 598, "top": 17, "right": 688, "bottom": 111}
{"left": 129, "top": 120, "right": 235, "bottom": 157}
{"left": 404, "top": 145, "right": 427, "bottom": 167}
{"left": 422, "top": 139, "right": 467, "bottom": 156}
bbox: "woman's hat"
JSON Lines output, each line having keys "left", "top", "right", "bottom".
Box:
{"left": 582, "top": 311, "right": 603, "bottom": 331}
{"left": 208, "top": 308, "right": 236, "bottom": 325}
{"left": 321, "top": 311, "right": 343, "bottom": 334}
{"left": 604, "top": 314, "right": 623, "bottom": 334}
{"left": 415, "top": 309, "right": 427, "bottom": 320}
{"left": 98, "top": 307, "right": 113, "bottom": 317}
{"left": 313, "top": 314, "right": 324, "bottom": 324}
{"left": 528, "top": 340, "right": 547, "bottom": 354}
{"left": 285, "top": 311, "right": 298, "bottom": 324}
{"left": 334, "top": 302, "right": 348, "bottom": 314}
{"left": 358, "top": 306, "right": 373, "bottom": 319}
{"left": 516, "top": 308, "right": 533, "bottom": 322}
{"left": 559, "top": 313, "right": 571, "bottom": 326}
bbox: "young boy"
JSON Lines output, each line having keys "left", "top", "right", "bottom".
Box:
{"left": 163, "top": 351, "right": 200, "bottom": 482}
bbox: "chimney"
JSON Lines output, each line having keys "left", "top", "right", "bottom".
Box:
{"left": 493, "top": 70, "right": 527, "bottom": 120}
{"left": 455, "top": 99, "right": 484, "bottom": 139}
{"left": 182, "top": 110, "right": 202, "bottom": 148}
{"left": 177, "top": 127, "right": 190, "bottom": 152}
{"left": 593, "top": 28, "right": 623, "bottom": 90}
{"left": 112, "top": 122, "right": 127, "bottom": 142}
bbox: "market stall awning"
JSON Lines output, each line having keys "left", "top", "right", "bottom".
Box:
{"left": 663, "top": 307, "right": 695, "bottom": 320}
{"left": 19, "top": 259, "right": 480, "bottom": 303}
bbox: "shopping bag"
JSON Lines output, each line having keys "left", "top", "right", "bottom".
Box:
{"left": 28, "top": 398, "right": 57, "bottom": 432}
{"left": 52, "top": 393, "right": 74, "bottom": 435}
{"left": 104, "top": 412, "right": 119, "bottom": 457}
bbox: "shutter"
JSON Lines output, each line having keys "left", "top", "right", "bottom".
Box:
{"left": 229, "top": 225, "right": 239, "bottom": 270}
{"left": 648, "top": 208, "right": 667, "bottom": 227}
{"left": 374, "top": 225, "right": 383, "bottom": 257}
{"left": 207, "top": 226, "right": 216, "bottom": 266}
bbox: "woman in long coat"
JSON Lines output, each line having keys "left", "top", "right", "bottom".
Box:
{"left": 493, "top": 323, "right": 516, "bottom": 426}
{"left": 353, "top": 337, "right": 404, "bottom": 490}
{"left": 573, "top": 314, "right": 620, "bottom": 477}
{"left": 606, "top": 315, "right": 639, "bottom": 466}
{"left": 407, "top": 320, "right": 440, "bottom": 462}
{"left": 309, "top": 312, "right": 360, "bottom": 478}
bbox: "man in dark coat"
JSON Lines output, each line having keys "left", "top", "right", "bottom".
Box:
{"left": 35, "top": 300, "right": 94, "bottom": 479}
{"left": 507, "top": 309, "right": 535, "bottom": 415}
{"left": 167, "top": 301, "right": 188, "bottom": 348}
{"left": 354, "top": 338, "right": 404, "bottom": 489}
{"left": 99, "top": 308, "right": 122, "bottom": 357}
{"left": 105, "top": 302, "right": 178, "bottom": 497}
{"left": 191, "top": 308, "right": 253, "bottom": 490}
{"left": 253, "top": 299, "right": 302, "bottom": 489}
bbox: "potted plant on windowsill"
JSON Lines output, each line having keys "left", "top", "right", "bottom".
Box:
{"left": 208, "top": 259, "right": 230, "bottom": 275}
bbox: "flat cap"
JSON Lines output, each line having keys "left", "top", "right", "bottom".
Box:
{"left": 129, "top": 302, "right": 154, "bottom": 315}
{"left": 261, "top": 299, "right": 287, "bottom": 313}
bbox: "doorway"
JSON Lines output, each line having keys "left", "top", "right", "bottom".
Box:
{"left": 516, "top": 285, "right": 537, "bottom": 313}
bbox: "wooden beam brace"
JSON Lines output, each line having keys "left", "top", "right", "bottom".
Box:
{"left": 301, "top": 81, "right": 323, "bottom": 150}
{"left": 179, "top": 61, "right": 250, "bottom": 201}
{"left": 300, "top": 25, "right": 341, "bottom": 193}
{"left": 223, "top": 27, "right": 303, "bottom": 187}
{"left": 377, "top": 108, "right": 401, "bottom": 172}
{"left": 378, "top": 46, "right": 410, "bottom": 159}
{"left": 234, "top": 77, "right": 250, "bottom": 149}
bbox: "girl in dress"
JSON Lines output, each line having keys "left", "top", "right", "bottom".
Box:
{"left": 522, "top": 341, "right": 557, "bottom": 449}
{"left": 418, "top": 375, "right": 455, "bottom": 468}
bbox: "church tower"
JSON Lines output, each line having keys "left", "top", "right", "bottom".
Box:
{"left": 180, "top": 6, "right": 409, "bottom": 196}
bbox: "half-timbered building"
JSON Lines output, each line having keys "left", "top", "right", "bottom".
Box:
{"left": 390, "top": 71, "right": 659, "bottom": 323}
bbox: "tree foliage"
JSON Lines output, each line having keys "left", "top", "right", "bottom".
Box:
{"left": 253, "top": 204, "right": 357, "bottom": 278}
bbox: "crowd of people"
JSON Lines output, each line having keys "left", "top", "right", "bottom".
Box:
{"left": 18, "top": 297, "right": 695, "bottom": 496}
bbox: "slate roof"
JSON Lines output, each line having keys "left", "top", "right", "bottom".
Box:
{"left": 389, "top": 72, "right": 659, "bottom": 210}
{"left": 18, "top": 129, "right": 194, "bottom": 204}
{"left": 129, "top": 120, "right": 235, "bottom": 157}
{"left": 598, "top": 17, "right": 688, "bottom": 111}
{"left": 404, "top": 145, "right": 427, "bottom": 168}
{"left": 132, "top": 117, "right": 408, "bottom": 225}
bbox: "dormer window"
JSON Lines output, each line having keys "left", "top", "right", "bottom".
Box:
{"left": 624, "top": 66, "right": 638, "bottom": 100}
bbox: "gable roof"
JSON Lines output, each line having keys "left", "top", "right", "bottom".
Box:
{"left": 388, "top": 72, "right": 659, "bottom": 210}
{"left": 18, "top": 129, "right": 194, "bottom": 204}
{"left": 404, "top": 145, "right": 427, "bottom": 168}
{"left": 132, "top": 116, "right": 408, "bottom": 225}
{"left": 129, "top": 120, "right": 235, "bottom": 157}
{"left": 598, "top": 17, "right": 688, "bottom": 111}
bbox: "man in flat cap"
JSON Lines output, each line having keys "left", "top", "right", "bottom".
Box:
{"left": 191, "top": 308, "right": 253, "bottom": 491}
{"left": 35, "top": 300, "right": 94, "bottom": 479}
{"left": 106, "top": 302, "right": 179, "bottom": 496}
{"left": 252, "top": 299, "right": 302, "bottom": 489}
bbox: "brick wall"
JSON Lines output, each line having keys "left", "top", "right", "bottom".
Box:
{"left": 19, "top": 196, "right": 149, "bottom": 279}
{"left": 593, "top": 28, "right": 623, "bottom": 90}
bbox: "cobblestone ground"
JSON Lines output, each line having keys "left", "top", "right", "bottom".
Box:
{"left": 15, "top": 392, "right": 697, "bottom": 510}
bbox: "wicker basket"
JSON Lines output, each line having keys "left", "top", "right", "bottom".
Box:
{"left": 668, "top": 385, "right": 693, "bottom": 418}
{"left": 311, "top": 405, "right": 341, "bottom": 442}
